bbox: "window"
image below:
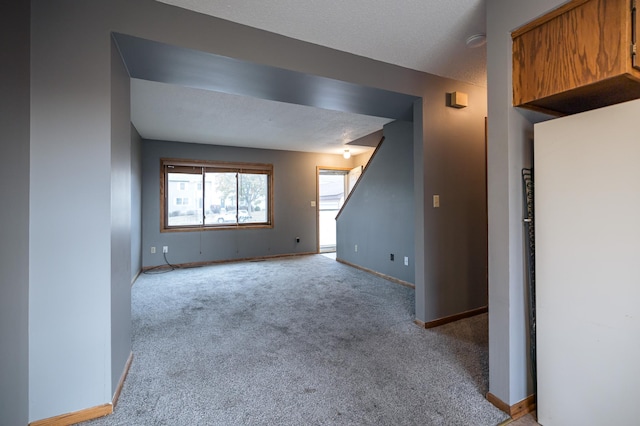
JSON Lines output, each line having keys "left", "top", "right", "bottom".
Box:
{"left": 161, "top": 158, "right": 273, "bottom": 231}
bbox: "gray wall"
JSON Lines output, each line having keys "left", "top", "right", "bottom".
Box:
{"left": 142, "top": 140, "right": 353, "bottom": 267}
{"left": 110, "top": 38, "right": 133, "bottom": 395}
{"left": 28, "top": 0, "right": 492, "bottom": 419}
{"left": 0, "top": 1, "right": 30, "bottom": 424}
{"left": 131, "top": 125, "right": 143, "bottom": 282}
{"left": 30, "top": 3, "right": 129, "bottom": 420}
{"left": 486, "top": 0, "right": 566, "bottom": 407}
{"left": 419, "top": 83, "right": 488, "bottom": 321}
{"left": 336, "top": 121, "right": 415, "bottom": 283}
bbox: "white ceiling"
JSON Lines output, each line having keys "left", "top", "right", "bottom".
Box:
{"left": 132, "top": 0, "right": 487, "bottom": 154}
{"left": 157, "top": 0, "right": 487, "bottom": 85}
{"left": 132, "top": 78, "right": 392, "bottom": 155}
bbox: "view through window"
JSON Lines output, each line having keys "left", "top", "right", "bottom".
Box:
{"left": 162, "top": 159, "right": 272, "bottom": 231}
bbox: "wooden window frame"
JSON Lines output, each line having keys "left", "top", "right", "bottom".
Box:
{"left": 161, "top": 158, "right": 274, "bottom": 232}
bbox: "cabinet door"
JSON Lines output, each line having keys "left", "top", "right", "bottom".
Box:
{"left": 512, "top": 0, "right": 640, "bottom": 115}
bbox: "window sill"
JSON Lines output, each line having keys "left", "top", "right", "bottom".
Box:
{"left": 161, "top": 224, "right": 273, "bottom": 233}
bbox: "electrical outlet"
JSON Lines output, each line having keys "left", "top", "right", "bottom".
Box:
{"left": 296, "top": 237, "right": 300, "bottom": 243}
{"left": 433, "top": 195, "right": 440, "bottom": 208}
{"left": 151, "top": 246, "right": 156, "bottom": 254}
{"left": 163, "top": 246, "right": 168, "bottom": 253}
{"left": 390, "top": 253, "right": 395, "bottom": 261}
{"left": 355, "top": 244, "right": 358, "bottom": 252}
{"left": 404, "top": 256, "right": 409, "bottom": 266}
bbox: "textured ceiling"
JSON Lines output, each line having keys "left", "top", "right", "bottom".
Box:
{"left": 157, "top": 0, "right": 487, "bottom": 86}
{"left": 132, "top": 78, "right": 392, "bottom": 155}
{"left": 133, "top": 1, "right": 487, "bottom": 154}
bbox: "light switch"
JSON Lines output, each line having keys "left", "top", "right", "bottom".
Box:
{"left": 433, "top": 195, "right": 440, "bottom": 208}
{"left": 311, "top": 201, "right": 316, "bottom": 207}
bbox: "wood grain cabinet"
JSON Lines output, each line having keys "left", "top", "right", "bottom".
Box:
{"left": 512, "top": 0, "right": 640, "bottom": 115}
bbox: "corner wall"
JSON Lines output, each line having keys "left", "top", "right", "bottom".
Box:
{"left": 336, "top": 121, "right": 415, "bottom": 284}
{"left": 142, "top": 140, "right": 354, "bottom": 266}
{"left": 0, "top": 1, "right": 30, "bottom": 424}
{"left": 30, "top": 2, "right": 114, "bottom": 420}
{"left": 131, "top": 125, "right": 143, "bottom": 282}
{"left": 486, "top": 0, "right": 567, "bottom": 406}
{"left": 110, "top": 37, "right": 132, "bottom": 395}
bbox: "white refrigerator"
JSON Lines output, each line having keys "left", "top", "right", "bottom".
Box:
{"left": 534, "top": 99, "right": 640, "bottom": 425}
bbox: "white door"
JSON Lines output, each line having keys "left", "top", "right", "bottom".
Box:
{"left": 348, "top": 165, "right": 362, "bottom": 193}
{"left": 535, "top": 99, "right": 640, "bottom": 425}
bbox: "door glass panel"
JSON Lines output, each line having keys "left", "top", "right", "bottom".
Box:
{"left": 319, "top": 172, "right": 346, "bottom": 251}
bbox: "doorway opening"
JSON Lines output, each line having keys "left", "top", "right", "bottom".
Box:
{"left": 318, "top": 168, "right": 349, "bottom": 252}
{"left": 318, "top": 166, "right": 363, "bottom": 253}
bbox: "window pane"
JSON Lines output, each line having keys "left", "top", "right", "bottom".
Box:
{"left": 162, "top": 159, "right": 272, "bottom": 231}
{"left": 167, "top": 172, "right": 203, "bottom": 226}
{"left": 204, "top": 172, "right": 238, "bottom": 225}
{"left": 239, "top": 173, "right": 268, "bottom": 223}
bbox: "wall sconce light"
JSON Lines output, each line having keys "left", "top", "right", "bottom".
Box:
{"left": 343, "top": 149, "right": 351, "bottom": 159}
{"left": 448, "top": 91, "right": 468, "bottom": 109}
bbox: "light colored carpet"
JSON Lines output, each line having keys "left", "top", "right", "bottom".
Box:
{"left": 84, "top": 255, "right": 508, "bottom": 425}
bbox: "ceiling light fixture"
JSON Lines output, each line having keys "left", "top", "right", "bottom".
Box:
{"left": 465, "top": 33, "right": 486, "bottom": 48}
{"left": 343, "top": 149, "right": 351, "bottom": 159}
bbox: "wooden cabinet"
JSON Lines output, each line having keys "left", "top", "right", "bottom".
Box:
{"left": 512, "top": 0, "right": 640, "bottom": 115}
